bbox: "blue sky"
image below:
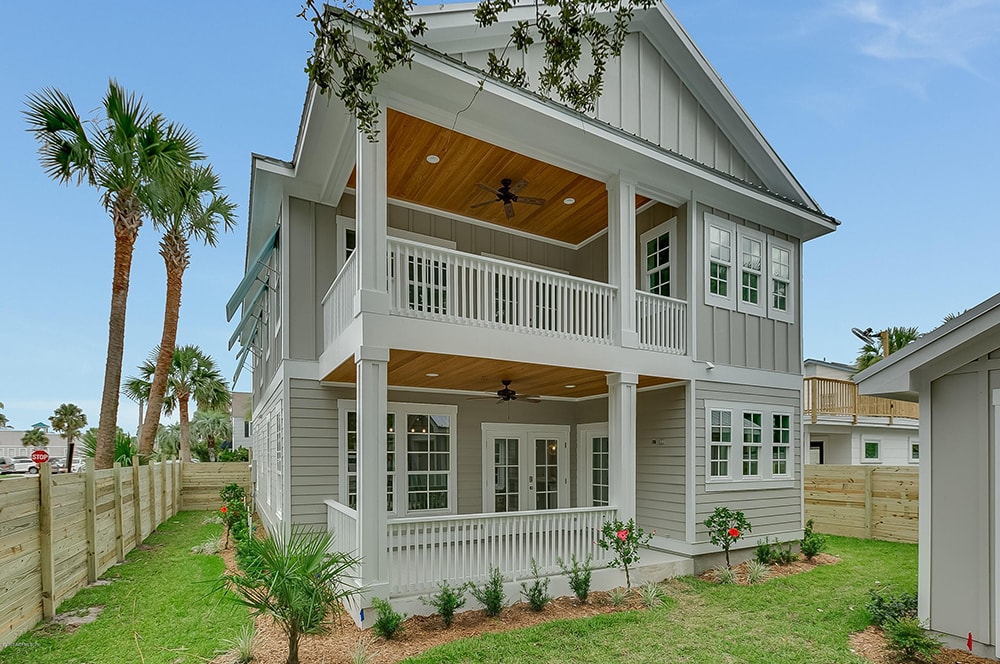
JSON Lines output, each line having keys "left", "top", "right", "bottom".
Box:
{"left": 1, "top": 1, "right": 997, "bottom": 432}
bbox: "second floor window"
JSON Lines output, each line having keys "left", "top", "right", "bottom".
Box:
{"left": 708, "top": 225, "right": 732, "bottom": 298}
{"left": 641, "top": 219, "right": 676, "bottom": 298}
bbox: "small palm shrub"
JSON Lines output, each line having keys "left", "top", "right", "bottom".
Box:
{"left": 218, "top": 526, "right": 361, "bottom": 664}
{"left": 470, "top": 567, "right": 507, "bottom": 617}
{"left": 883, "top": 616, "right": 943, "bottom": 662}
{"left": 800, "top": 519, "right": 827, "bottom": 560}
{"left": 421, "top": 581, "right": 467, "bottom": 627}
{"left": 519, "top": 559, "right": 551, "bottom": 612}
{"left": 371, "top": 597, "right": 405, "bottom": 639}
{"left": 558, "top": 554, "right": 593, "bottom": 603}
{"left": 638, "top": 582, "right": 664, "bottom": 607}
{"left": 745, "top": 560, "right": 770, "bottom": 584}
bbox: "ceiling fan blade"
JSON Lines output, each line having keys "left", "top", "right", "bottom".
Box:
{"left": 504, "top": 201, "right": 515, "bottom": 219}
{"left": 522, "top": 397, "right": 543, "bottom": 403}
{"left": 509, "top": 179, "right": 528, "bottom": 194}
{"left": 468, "top": 394, "right": 500, "bottom": 400}
{"left": 476, "top": 182, "right": 500, "bottom": 195}
{"left": 516, "top": 196, "right": 546, "bottom": 205}
{"left": 470, "top": 199, "right": 500, "bottom": 208}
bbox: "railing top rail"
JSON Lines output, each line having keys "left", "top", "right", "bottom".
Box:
{"left": 388, "top": 505, "right": 616, "bottom": 526}
{"left": 320, "top": 251, "right": 358, "bottom": 307}
{"left": 803, "top": 376, "right": 857, "bottom": 386}
{"left": 635, "top": 290, "right": 687, "bottom": 307}
{"left": 324, "top": 499, "right": 359, "bottom": 518}
{"left": 388, "top": 236, "right": 616, "bottom": 291}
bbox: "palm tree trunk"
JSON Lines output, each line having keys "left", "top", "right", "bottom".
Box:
{"left": 96, "top": 203, "right": 142, "bottom": 470}
{"left": 140, "top": 236, "right": 188, "bottom": 457}
{"left": 207, "top": 434, "right": 217, "bottom": 462}
{"left": 178, "top": 393, "right": 192, "bottom": 462}
{"left": 286, "top": 625, "right": 300, "bottom": 664}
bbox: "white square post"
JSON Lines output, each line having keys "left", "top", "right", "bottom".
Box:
{"left": 355, "top": 110, "right": 389, "bottom": 315}
{"left": 356, "top": 345, "right": 389, "bottom": 598}
{"left": 607, "top": 173, "right": 638, "bottom": 348}
{"left": 607, "top": 372, "right": 638, "bottom": 522}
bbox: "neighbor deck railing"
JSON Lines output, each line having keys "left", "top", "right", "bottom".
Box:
{"left": 804, "top": 377, "right": 919, "bottom": 423}
{"left": 385, "top": 506, "right": 616, "bottom": 595}
{"left": 388, "top": 238, "right": 616, "bottom": 344}
{"left": 635, "top": 291, "right": 687, "bottom": 354}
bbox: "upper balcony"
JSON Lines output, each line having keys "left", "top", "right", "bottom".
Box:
{"left": 321, "top": 237, "right": 687, "bottom": 356}
{"left": 804, "top": 376, "right": 918, "bottom": 424}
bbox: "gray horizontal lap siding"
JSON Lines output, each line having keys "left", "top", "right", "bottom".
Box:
{"left": 288, "top": 379, "right": 343, "bottom": 528}
{"left": 636, "top": 386, "right": 687, "bottom": 540}
{"left": 694, "top": 381, "right": 801, "bottom": 542}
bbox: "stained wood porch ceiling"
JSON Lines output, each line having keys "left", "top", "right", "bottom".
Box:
{"left": 347, "top": 110, "right": 651, "bottom": 246}
{"left": 323, "top": 350, "right": 677, "bottom": 399}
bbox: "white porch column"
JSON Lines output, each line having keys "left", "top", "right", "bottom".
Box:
{"left": 607, "top": 173, "right": 638, "bottom": 348}
{"left": 607, "top": 372, "right": 639, "bottom": 522}
{"left": 356, "top": 345, "right": 389, "bottom": 597}
{"left": 355, "top": 110, "right": 389, "bottom": 315}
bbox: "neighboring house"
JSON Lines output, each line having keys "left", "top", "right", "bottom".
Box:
{"left": 228, "top": 2, "right": 838, "bottom": 622}
{"left": 856, "top": 292, "right": 1000, "bottom": 657}
{"left": 230, "top": 392, "right": 252, "bottom": 450}
{"left": 0, "top": 428, "right": 66, "bottom": 459}
{"left": 803, "top": 358, "right": 918, "bottom": 465}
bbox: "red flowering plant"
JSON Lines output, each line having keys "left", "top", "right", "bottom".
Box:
{"left": 597, "top": 518, "right": 653, "bottom": 589}
{"left": 704, "top": 506, "right": 752, "bottom": 569}
{"left": 219, "top": 483, "right": 249, "bottom": 549}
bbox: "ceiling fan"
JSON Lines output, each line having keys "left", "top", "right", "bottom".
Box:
{"left": 468, "top": 379, "right": 542, "bottom": 404}
{"left": 471, "top": 178, "right": 546, "bottom": 220}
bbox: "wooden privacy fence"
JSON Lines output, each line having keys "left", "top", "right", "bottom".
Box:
{"left": 804, "top": 465, "right": 918, "bottom": 543}
{"left": 0, "top": 460, "right": 249, "bottom": 647}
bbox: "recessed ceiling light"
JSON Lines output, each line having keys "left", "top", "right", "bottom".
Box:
{"left": 425, "top": 373, "right": 439, "bottom": 377}
{"left": 563, "top": 197, "right": 575, "bottom": 205}
{"left": 426, "top": 154, "right": 440, "bottom": 164}
{"left": 564, "top": 384, "right": 576, "bottom": 389}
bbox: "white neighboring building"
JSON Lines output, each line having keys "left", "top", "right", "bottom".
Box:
{"left": 803, "top": 359, "right": 919, "bottom": 466}
{"left": 230, "top": 392, "right": 252, "bottom": 450}
{"left": 0, "top": 428, "right": 67, "bottom": 459}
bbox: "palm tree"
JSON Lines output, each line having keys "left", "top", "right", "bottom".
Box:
{"left": 192, "top": 409, "right": 233, "bottom": 462}
{"left": 855, "top": 326, "right": 921, "bottom": 372}
{"left": 49, "top": 403, "right": 88, "bottom": 451}
{"left": 138, "top": 165, "right": 236, "bottom": 456}
{"left": 22, "top": 427, "right": 49, "bottom": 448}
{"left": 24, "top": 81, "right": 200, "bottom": 469}
{"left": 123, "top": 345, "right": 230, "bottom": 462}
{"left": 155, "top": 423, "right": 180, "bottom": 458}
{"left": 0, "top": 401, "right": 8, "bottom": 429}
{"left": 80, "top": 427, "right": 138, "bottom": 466}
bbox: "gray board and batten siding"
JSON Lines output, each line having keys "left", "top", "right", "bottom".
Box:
{"left": 635, "top": 384, "right": 688, "bottom": 541}
{"left": 449, "top": 33, "right": 763, "bottom": 186}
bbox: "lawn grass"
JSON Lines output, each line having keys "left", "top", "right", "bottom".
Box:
{"left": 0, "top": 511, "right": 250, "bottom": 664}
{"left": 406, "top": 536, "right": 917, "bottom": 663}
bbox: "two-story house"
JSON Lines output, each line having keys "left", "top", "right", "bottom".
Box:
{"left": 228, "top": 1, "right": 838, "bottom": 622}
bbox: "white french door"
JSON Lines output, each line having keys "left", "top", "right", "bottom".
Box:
{"left": 482, "top": 424, "right": 569, "bottom": 512}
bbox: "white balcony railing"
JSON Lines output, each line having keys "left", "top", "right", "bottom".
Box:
{"left": 320, "top": 252, "right": 358, "bottom": 349}
{"left": 386, "top": 506, "right": 616, "bottom": 595}
{"left": 389, "top": 238, "right": 615, "bottom": 345}
{"left": 635, "top": 291, "right": 687, "bottom": 354}
{"left": 325, "top": 499, "right": 359, "bottom": 555}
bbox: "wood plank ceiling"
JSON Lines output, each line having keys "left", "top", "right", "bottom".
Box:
{"left": 348, "top": 109, "right": 650, "bottom": 246}
{"left": 323, "top": 350, "right": 677, "bottom": 399}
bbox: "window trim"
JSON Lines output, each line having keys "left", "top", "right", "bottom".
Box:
{"left": 338, "top": 400, "right": 458, "bottom": 517}
{"left": 705, "top": 400, "right": 797, "bottom": 491}
{"left": 909, "top": 438, "right": 919, "bottom": 464}
{"left": 767, "top": 235, "right": 795, "bottom": 324}
{"left": 640, "top": 217, "right": 677, "bottom": 299}
{"left": 736, "top": 226, "right": 766, "bottom": 317}
{"left": 862, "top": 438, "right": 881, "bottom": 464}
{"left": 704, "top": 214, "right": 736, "bottom": 310}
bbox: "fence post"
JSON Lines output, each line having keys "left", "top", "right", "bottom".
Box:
{"left": 161, "top": 459, "right": 168, "bottom": 522}
{"left": 113, "top": 462, "right": 124, "bottom": 562}
{"left": 864, "top": 466, "right": 874, "bottom": 539}
{"left": 84, "top": 458, "right": 97, "bottom": 583}
{"left": 38, "top": 462, "right": 56, "bottom": 619}
{"left": 132, "top": 456, "right": 142, "bottom": 545}
{"left": 174, "top": 456, "right": 181, "bottom": 514}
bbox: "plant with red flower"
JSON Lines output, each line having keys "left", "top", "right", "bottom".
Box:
{"left": 704, "top": 506, "right": 752, "bottom": 569}
{"left": 597, "top": 518, "right": 652, "bottom": 589}
{"left": 220, "top": 506, "right": 228, "bottom": 513}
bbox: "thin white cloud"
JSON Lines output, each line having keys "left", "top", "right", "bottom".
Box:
{"left": 839, "top": 0, "right": 1000, "bottom": 72}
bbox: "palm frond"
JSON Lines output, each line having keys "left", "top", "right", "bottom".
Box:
{"left": 23, "top": 87, "right": 94, "bottom": 184}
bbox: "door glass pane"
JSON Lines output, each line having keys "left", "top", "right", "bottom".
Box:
{"left": 591, "top": 436, "right": 609, "bottom": 507}
{"left": 534, "top": 438, "right": 559, "bottom": 510}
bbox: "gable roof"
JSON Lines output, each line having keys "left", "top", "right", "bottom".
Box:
{"left": 411, "top": 1, "right": 820, "bottom": 211}
{"left": 855, "top": 292, "right": 1000, "bottom": 401}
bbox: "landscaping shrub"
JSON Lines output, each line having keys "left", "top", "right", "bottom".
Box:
{"left": 519, "top": 559, "right": 551, "bottom": 612}
{"left": 607, "top": 586, "right": 629, "bottom": 607}
{"left": 558, "top": 553, "right": 593, "bottom": 603}
{"left": 754, "top": 537, "right": 796, "bottom": 565}
{"left": 470, "top": 567, "right": 507, "bottom": 617}
{"left": 421, "top": 581, "right": 467, "bottom": 627}
{"left": 883, "top": 616, "right": 943, "bottom": 662}
{"left": 219, "top": 447, "right": 250, "bottom": 462}
{"left": 711, "top": 565, "right": 738, "bottom": 584}
{"left": 704, "top": 507, "right": 751, "bottom": 568}
{"left": 597, "top": 518, "right": 653, "bottom": 588}
{"left": 800, "top": 519, "right": 827, "bottom": 560}
{"left": 866, "top": 584, "right": 918, "bottom": 626}
{"left": 371, "top": 596, "right": 406, "bottom": 639}
{"left": 221, "top": 623, "right": 255, "bottom": 664}
{"left": 638, "top": 582, "right": 665, "bottom": 607}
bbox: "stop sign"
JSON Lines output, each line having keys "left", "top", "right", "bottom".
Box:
{"left": 30, "top": 449, "right": 49, "bottom": 463}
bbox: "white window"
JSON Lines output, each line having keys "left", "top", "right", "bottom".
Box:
{"left": 705, "top": 216, "right": 735, "bottom": 310}
{"left": 909, "top": 439, "right": 919, "bottom": 464}
{"left": 705, "top": 400, "right": 796, "bottom": 488}
{"left": 274, "top": 409, "right": 283, "bottom": 519}
{"left": 577, "top": 423, "right": 610, "bottom": 507}
{"left": 862, "top": 438, "right": 881, "bottom": 463}
{"left": 339, "top": 401, "right": 456, "bottom": 516}
{"left": 767, "top": 236, "right": 795, "bottom": 324}
{"left": 640, "top": 218, "right": 676, "bottom": 298}
{"left": 736, "top": 227, "right": 766, "bottom": 316}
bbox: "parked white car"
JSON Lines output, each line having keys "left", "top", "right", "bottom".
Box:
{"left": 11, "top": 457, "right": 39, "bottom": 474}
